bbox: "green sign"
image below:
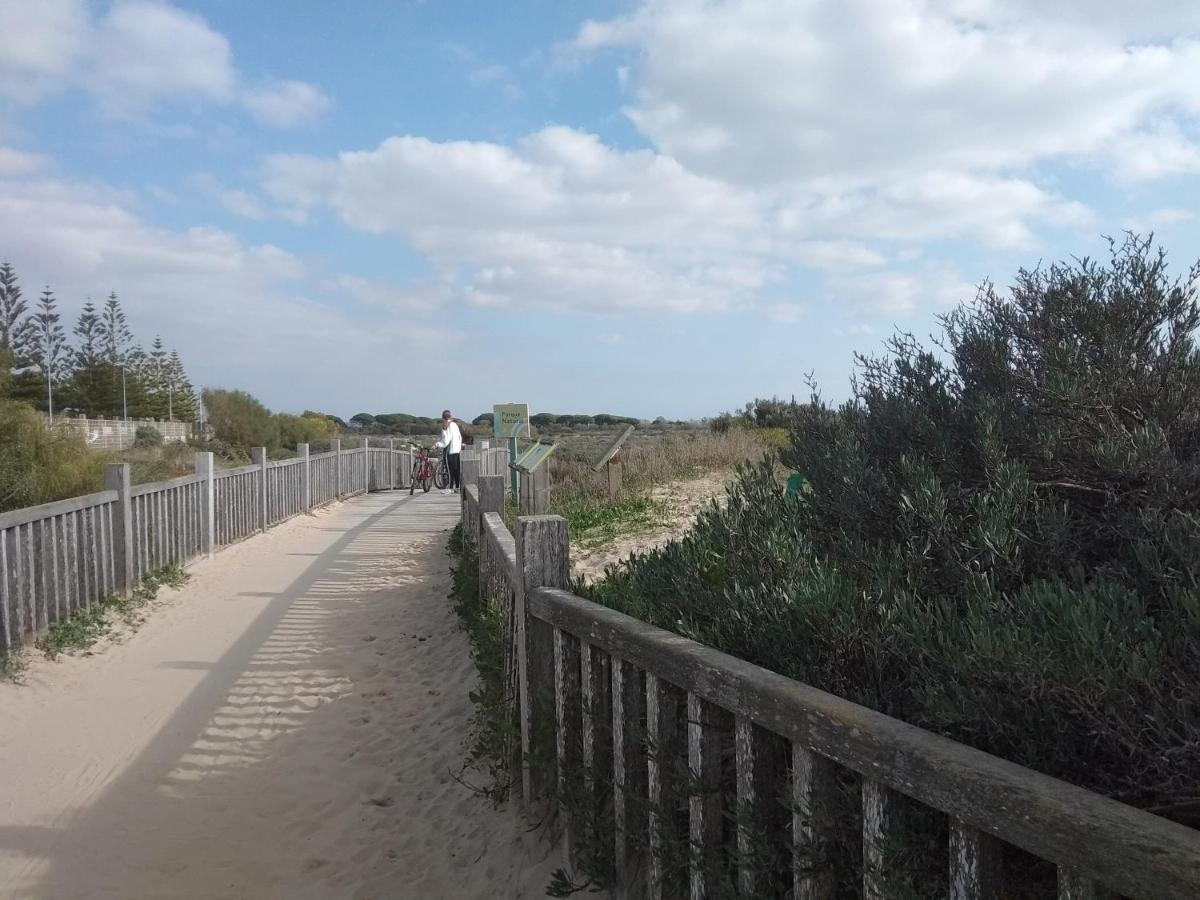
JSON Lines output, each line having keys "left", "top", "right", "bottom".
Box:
{"left": 493, "top": 403, "right": 530, "bottom": 439}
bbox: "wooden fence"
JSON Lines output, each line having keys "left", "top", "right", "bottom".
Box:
{"left": 459, "top": 474, "right": 1200, "bottom": 900}
{"left": 0, "top": 438, "right": 442, "bottom": 653}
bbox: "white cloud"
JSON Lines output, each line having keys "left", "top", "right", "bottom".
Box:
{"left": 829, "top": 265, "right": 975, "bottom": 318}
{"left": 0, "top": 0, "right": 88, "bottom": 102}
{"left": 575, "top": 0, "right": 1200, "bottom": 187}
{"left": 243, "top": 80, "right": 332, "bottom": 127}
{"left": 90, "top": 0, "right": 236, "bottom": 115}
{"left": 0, "top": 0, "right": 328, "bottom": 126}
{"left": 0, "top": 147, "right": 50, "bottom": 177}
{"left": 189, "top": 173, "right": 269, "bottom": 220}
{"left": 765, "top": 302, "right": 805, "bottom": 325}
{"left": 0, "top": 173, "right": 455, "bottom": 408}
{"left": 263, "top": 126, "right": 771, "bottom": 313}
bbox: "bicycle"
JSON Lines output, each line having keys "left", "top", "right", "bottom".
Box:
{"left": 433, "top": 448, "right": 451, "bottom": 490}
{"left": 410, "top": 447, "right": 435, "bottom": 494}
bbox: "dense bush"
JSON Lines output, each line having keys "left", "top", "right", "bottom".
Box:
{"left": 0, "top": 401, "right": 104, "bottom": 513}
{"left": 587, "top": 238, "right": 1200, "bottom": 869}
{"left": 202, "top": 388, "right": 279, "bottom": 451}
{"left": 133, "top": 426, "right": 163, "bottom": 449}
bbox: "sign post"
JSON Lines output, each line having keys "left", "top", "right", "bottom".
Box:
{"left": 493, "top": 403, "right": 530, "bottom": 499}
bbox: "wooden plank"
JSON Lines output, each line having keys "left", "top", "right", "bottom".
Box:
{"left": 646, "top": 672, "right": 680, "bottom": 900}
{"left": 736, "top": 716, "right": 757, "bottom": 895}
{"left": 592, "top": 424, "right": 635, "bottom": 471}
{"left": 0, "top": 528, "right": 11, "bottom": 651}
{"left": 0, "top": 490, "right": 119, "bottom": 530}
{"left": 863, "top": 778, "right": 898, "bottom": 900}
{"left": 527, "top": 586, "right": 1200, "bottom": 898}
{"left": 950, "top": 819, "right": 1003, "bottom": 900}
{"left": 554, "top": 627, "right": 583, "bottom": 852}
{"left": 129, "top": 473, "right": 203, "bottom": 497}
{"left": 793, "top": 744, "right": 837, "bottom": 900}
{"left": 514, "top": 516, "right": 571, "bottom": 805}
{"left": 688, "top": 692, "right": 722, "bottom": 900}
{"left": 612, "top": 658, "right": 646, "bottom": 887}
{"left": 1058, "top": 868, "right": 1114, "bottom": 900}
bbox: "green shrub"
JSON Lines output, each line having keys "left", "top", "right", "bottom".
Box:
{"left": 133, "top": 426, "right": 163, "bottom": 449}
{"left": 0, "top": 400, "right": 104, "bottom": 513}
{"left": 585, "top": 236, "right": 1200, "bottom": 889}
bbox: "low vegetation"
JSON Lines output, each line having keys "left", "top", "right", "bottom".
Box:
{"left": 0, "top": 566, "right": 190, "bottom": 676}
{"left": 580, "top": 235, "right": 1200, "bottom": 891}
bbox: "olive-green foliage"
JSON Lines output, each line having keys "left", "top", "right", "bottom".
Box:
{"left": 586, "top": 238, "right": 1200, "bottom": 883}
{"left": 0, "top": 400, "right": 105, "bottom": 513}
{"left": 133, "top": 426, "right": 163, "bottom": 449}
{"left": 201, "top": 388, "right": 280, "bottom": 451}
{"left": 275, "top": 412, "right": 335, "bottom": 449}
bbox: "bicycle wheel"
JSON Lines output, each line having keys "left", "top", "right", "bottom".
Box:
{"left": 422, "top": 477, "right": 433, "bottom": 493}
{"left": 434, "top": 461, "right": 450, "bottom": 490}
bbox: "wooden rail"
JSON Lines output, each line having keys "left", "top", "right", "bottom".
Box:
{"left": 453, "top": 483, "right": 1200, "bottom": 899}
{"left": 0, "top": 438, "right": 430, "bottom": 652}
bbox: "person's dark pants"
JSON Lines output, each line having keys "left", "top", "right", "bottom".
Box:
{"left": 448, "top": 452, "right": 461, "bottom": 489}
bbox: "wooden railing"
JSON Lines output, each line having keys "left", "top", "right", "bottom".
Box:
{"left": 457, "top": 475, "right": 1200, "bottom": 899}
{"left": 0, "top": 438, "right": 422, "bottom": 653}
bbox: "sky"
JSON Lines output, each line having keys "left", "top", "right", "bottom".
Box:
{"left": 2, "top": 1, "right": 1199, "bottom": 421}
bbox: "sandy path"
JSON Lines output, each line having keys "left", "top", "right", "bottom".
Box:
{"left": 0, "top": 491, "right": 561, "bottom": 899}
{"left": 572, "top": 472, "right": 729, "bottom": 584}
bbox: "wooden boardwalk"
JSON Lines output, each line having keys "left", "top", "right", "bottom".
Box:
{"left": 0, "top": 490, "right": 560, "bottom": 899}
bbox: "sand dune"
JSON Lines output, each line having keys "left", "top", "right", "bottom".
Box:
{"left": 0, "top": 491, "right": 562, "bottom": 899}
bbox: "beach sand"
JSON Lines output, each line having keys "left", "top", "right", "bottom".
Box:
{"left": 0, "top": 491, "right": 563, "bottom": 899}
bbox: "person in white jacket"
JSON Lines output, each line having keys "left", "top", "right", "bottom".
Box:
{"left": 434, "top": 409, "right": 463, "bottom": 493}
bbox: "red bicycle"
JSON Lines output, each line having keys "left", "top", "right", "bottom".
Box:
{"left": 410, "top": 447, "right": 435, "bottom": 494}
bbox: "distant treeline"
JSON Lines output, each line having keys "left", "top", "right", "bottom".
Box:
{"left": 346, "top": 411, "right": 685, "bottom": 435}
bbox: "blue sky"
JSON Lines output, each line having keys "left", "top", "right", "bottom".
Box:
{"left": 2, "top": 1, "right": 1199, "bottom": 421}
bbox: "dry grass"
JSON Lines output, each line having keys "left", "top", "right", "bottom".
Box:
{"left": 547, "top": 427, "right": 781, "bottom": 503}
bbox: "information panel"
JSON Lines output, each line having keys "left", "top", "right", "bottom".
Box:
{"left": 493, "top": 403, "right": 530, "bottom": 439}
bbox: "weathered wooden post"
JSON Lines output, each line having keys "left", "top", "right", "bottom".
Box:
{"left": 593, "top": 425, "right": 634, "bottom": 500}
{"left": 195, "top": 451, "right": 216, "bottom": 558}
{"left": 333, "top": 439, "right": 343, "bottom": 499}
{"left": 407, "top": 445, "right": 414, "bottom": 490}
{"left": 607, "top": 459, "right": 622, "bottom": 498}
{"left": 250, "top": 447, "right": 268, "bottom": 533}
{"left": 361, "top": 437, "right": 369, "bottom": 493}
{"left": 478, "top": 474, "right": 504, "bottom": 517}
{"left": 461, "top": 450, "right": 480, "bottom": 491}
{"left": 104, "top": 463, "right": 134, "bottom": 597}
{"left": 387, "top": 438, "right": 396, "bottom": 489}
{"left": 297, "top": 443, "right": 311, "bottom": 512}
{"left": 515, "top": 515, "right": 570, "bottom": 806}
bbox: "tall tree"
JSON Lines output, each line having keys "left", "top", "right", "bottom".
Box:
{"left": 97, "top": 291, "right": 133, "bottom": 419}
{"left": 26, "top": 288, "right": 67, "bottom": 417}
{"left": 69, "top": 299, "right": 108, "bottom": 415}
{"left": 142, "top": 335, "right": 169, "bottom": 418}
{"left": 0, "top": 262, "right": 31, "bottom": 388}
{"left": 166, "top": 348, "right": 197, "bottom": 421}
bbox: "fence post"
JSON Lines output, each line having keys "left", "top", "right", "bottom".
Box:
{"left": 362, "top": 438, "right": 369, "bottom": 493}
{"left": 297, "top": 443, "right": 311, "bottom": 512}
{"left": 251, "top": 447, "right": 268, "bottom": 533}
{"left": 462, "top": 451, "right": 480, "bottom": 492}
{"left": 388, "top": 438, "right": 396, "bottom": 489}
{"left": 104, "top": 463, "right": 134, "bottom": 597}
{"left": 333, "top": 439, "right": 343, "bottom": 499}
{"left": 515, "top": 515, "right": 570, "bottom": 805}
{"left": 195, "top": 452, "right": 215, "bottom": 558}
{"left": 407, "top": 445, "right": 414, "bottom": 489}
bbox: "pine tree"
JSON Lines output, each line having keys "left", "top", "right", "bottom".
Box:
{"left": 143, "top": 335, "right": 169, "bottom": 418}
{"left": 97, "top": 292, "right": 133, "bottom": 419}
{"left": 26, "top": 288, "right": 67, "bottom": 417}
{"left": 167, "top": 348, "right": 197, "bottom": 420}
{"left": 69, "top": 299, "right": 109, "bottom": 416}
{"left": 0, "top": 261, "right": 31, "bottom": 377}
